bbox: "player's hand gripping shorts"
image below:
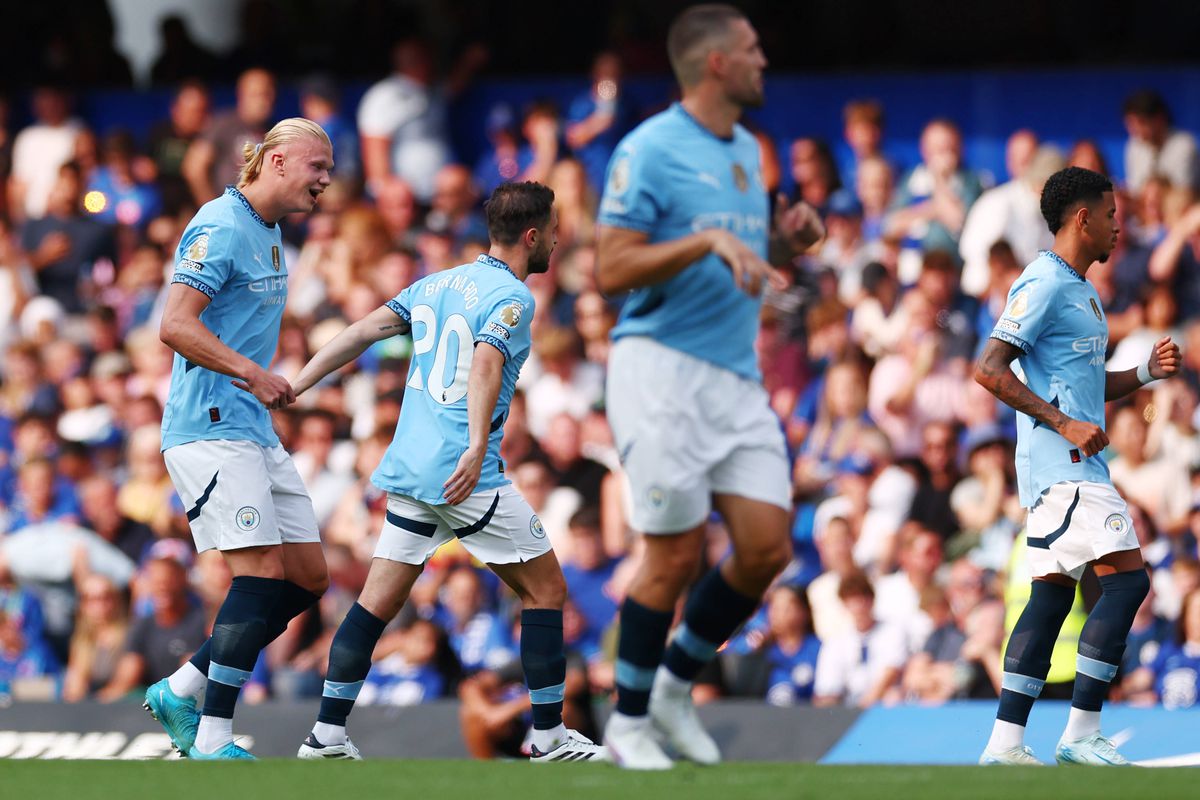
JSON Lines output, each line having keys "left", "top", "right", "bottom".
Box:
{"left": 165, "top": 439, "right": 321, "bottom": 553}
{"left": 606, "top": 336, "right": 791, "bottom": 534}
{"left": 1026, "top": 480, "right": 1141, "bottom": 580}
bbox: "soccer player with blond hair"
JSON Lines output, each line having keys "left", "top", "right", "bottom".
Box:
{"left": 145, "top": 117, "right": 335, "bottom": 759}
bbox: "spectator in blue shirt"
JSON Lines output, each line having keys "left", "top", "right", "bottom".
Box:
{"left": 436, "top": 566, "right": 514, "bottom": 673}
{"left": 565, "top": 51, "right": 629, "bottom": 194}
{"left": 763, "top": 584, "right": 821, "bottom": 705}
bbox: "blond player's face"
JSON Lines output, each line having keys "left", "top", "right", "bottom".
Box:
{"left": 278, "top": 137, "right": 333, "bottom": 215}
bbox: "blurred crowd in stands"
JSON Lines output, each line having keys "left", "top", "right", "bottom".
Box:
{"left": 3, "top": 8, "right": 1200, "bottom": 755}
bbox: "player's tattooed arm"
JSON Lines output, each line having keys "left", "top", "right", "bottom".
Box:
{"left": 292, "top": 304, "right": 410, "bottom": 396}
{"left": 975, "top": 337, "right": 1108, "bottom": 456}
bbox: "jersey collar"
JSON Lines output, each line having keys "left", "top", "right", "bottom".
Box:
{"left": 672, "top": 102, "right": 735, "bottom": 143}
{"left": 1041, "top": 249, "right": 1084, "bottom": 282}
{"left": 225, "top": 185, "right": 274, "bottom": 229}
{"left": 476, "top": 253, "right": 516, "bottom": 278}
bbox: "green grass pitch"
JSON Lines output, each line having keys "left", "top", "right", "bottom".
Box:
{"left": 5, "top": 760, "right": 1197, "bottom": 800}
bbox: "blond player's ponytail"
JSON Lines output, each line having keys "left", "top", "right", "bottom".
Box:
{"left": 238, "top": 117, "right": 332, "bottom": 188}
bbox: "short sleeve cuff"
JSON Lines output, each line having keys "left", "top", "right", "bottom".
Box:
{"left": 385, "top": 299, "right": 410, "bottom": 322}
{"left": 171, "top": 273, "right": 217, "bottom": 299}
{"left": 475, "top": 334, "right": 511, "bottom": 361}
{"left": 990, "top": 330, "right": 1032, "bottom": 354}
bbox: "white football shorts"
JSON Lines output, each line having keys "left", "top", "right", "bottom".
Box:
{"left": 375, "top": 484, "right": 552, "bottom": 566}
{"left": 606, "top": 336, "right": 791, "bottom": 534}
{"left": 164, "top": 439, "right": 321, "bottom": 553}
{"left": 1026, "top": 480, "right": 1141, "bottom": 580}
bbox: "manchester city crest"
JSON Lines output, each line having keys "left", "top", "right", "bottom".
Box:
{"left": 732, "top": 163, "right": 748, "bottom": 192}
{"left": 236, "top": 506, "right": 261, "bottom": 531}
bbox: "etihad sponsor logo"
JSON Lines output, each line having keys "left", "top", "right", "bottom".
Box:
{"left": 689, "top": 211, "right": 769, "bottom": 237}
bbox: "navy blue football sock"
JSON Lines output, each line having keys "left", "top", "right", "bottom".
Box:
{"left": 520, "top": 609, "right": 566, "bottom": 730}
{"left": 662, "top": 566, "right": 760, "bottom": 682}
{"left": 1072, "top": 569, "right": 1149, "bottom": 712}
{"left": 614, "top": 597, "right": 674, "bottom": 717}
{"left": 202, "top": 576, "right": 284, "bottom": 719}
{"left": 317, "top": 603, "right": 388, "bottom": 726}
{"left": 996, "top": 580, "right": 1075, "bottom": 726}
{"left": 189, "top": 581, "right": 320, "bottom": 676}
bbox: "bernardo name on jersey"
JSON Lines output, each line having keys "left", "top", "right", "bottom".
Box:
{"left": 372, "top": 254, "right": 534, "bottom": 504}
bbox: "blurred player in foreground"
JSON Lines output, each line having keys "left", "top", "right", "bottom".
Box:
{"left": 595, "top": 3, "right": 823, "bottom": 770}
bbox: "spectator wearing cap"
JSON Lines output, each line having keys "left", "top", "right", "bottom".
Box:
{"left": 98, "top": 553, "right": 204, "bottom": 700}
{"left": 958, "top": 137, "right": 1062, "bottom": 297}
{"left": 1123, "top": 89, "right": 1200, "bottom": 193}
{"left": 300, "top": 75, "right": 359, "bottom": 182}
{"left": 819, "top": 189, "right": 880, "bottom": 305}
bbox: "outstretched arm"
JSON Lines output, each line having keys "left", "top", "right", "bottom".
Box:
{"left": 1105, "top": 335, "right": 1181, "bottom": 401}
{"left": 443, "top": 341, "right": 505, "bottom": 504}
{"left": 292, "top": 304, "right": 411, "bottom": 396}
{"left": 974, "top": 337, "right": 1108, "bottom": 457}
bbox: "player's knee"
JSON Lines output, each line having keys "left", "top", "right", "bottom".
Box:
{"left": 651, "top": 544, "right": 704, "bottom": 583}
{"left": 734, "top": 540, "right": 792, "bottom": 587}
{"left": 524, "top": 572, "right": 566, "bottom": 610}
{"left": 1100, "top": 567, "right": 1150, "bottom": 607}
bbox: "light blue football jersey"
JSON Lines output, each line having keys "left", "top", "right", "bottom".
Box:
{"left": 161, "top": 186, "right": 287, "bottom": 451}
{"left": 990, "top": 250, "right": 1111, "bottom": 507}
{"left": 598, "top": 103, "right": 770, "bottom": 381}
{"left": 371, "top": 254, "right": 535, "bottom": 504}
